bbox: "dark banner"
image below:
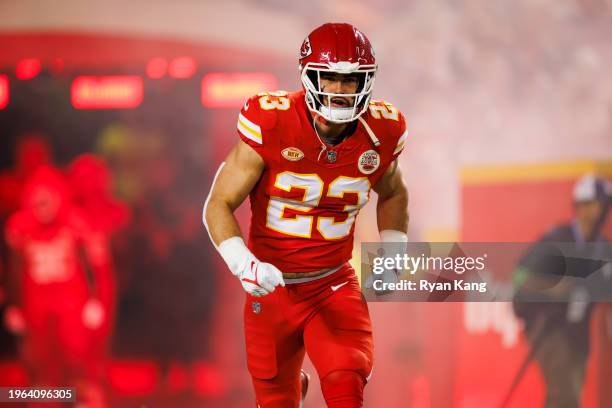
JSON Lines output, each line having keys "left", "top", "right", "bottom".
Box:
{"left": 361, "top": 242, "right": 612, "bottom": 303}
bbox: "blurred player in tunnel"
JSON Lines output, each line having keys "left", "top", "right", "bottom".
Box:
{"left": 0, "top": 134, "right": 54, "bottom": 322}
{"left": 3, "top": 166, "right": 113, "bottom": 408}
{"left": 0, "top": 134, "right": 53, "bottom": 220}
{"left": 204, "top": 23, "right": 409, "bottom": 407}
{"left": 67, "top": 154, "right": 131, "bottom": 382}
{"left": 0, "top": 134, "right": 55, "bottom": 373}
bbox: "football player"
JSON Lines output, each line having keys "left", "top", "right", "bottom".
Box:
{"left": 4, "top": 166, "right": 111, "bottom": 407}
{"left": 204, "top": 23, "right": 409, "bottom": 408}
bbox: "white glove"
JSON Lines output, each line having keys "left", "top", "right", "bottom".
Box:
{"left": 365, "top": 230, "right": 408, "bottom": 291}
{"left": 218, "top": 237, "right": 285, "bottom": 297}
{"left": 4, "top": 306, "right": 26, "bottom": 335}
{"left": 82, "top": 298, "right": 105, "bottom": 329}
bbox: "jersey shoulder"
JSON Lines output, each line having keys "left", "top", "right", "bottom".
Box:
{"left": 364, "top": 99, "right": 408, "bottom": 156}
{"left": 237, "top": 90, "right": 300, "bottom": 148}
{"left": 541, "top": 224, "right": 574, "bottom": 242}
{"left": 5, "top": 210, "right": 35, "bottom": 249}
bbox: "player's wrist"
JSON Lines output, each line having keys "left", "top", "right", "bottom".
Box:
{"left": 218, "top": 236, "right": 253, "bottom": 277}
{"left": 379, "top": 229, "right": 408, "bottom": 242}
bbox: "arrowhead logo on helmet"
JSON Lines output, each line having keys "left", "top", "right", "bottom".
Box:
{"left": 300, "top": 37, "right": 312, "bottom": 58}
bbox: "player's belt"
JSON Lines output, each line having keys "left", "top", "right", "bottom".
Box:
{"left": 282, "top": 263, "right": 346, "bottom": 284}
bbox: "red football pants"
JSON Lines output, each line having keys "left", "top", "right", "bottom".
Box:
{"left": 22, "top": 284, "right": 100, "bottom": 386}
{"left": 244, "top": 263, "right": 373, "bottom": 408}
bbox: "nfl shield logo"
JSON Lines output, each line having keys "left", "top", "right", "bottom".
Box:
{"left": 327, "top": 150, "right": 337, "bottom": 163}
{"left": 252, "top": 301, "right": 262, "bottom": 314}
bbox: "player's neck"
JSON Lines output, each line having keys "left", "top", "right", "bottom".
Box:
{"left": 313, "top": 116, "right": 355, "bottom": 146}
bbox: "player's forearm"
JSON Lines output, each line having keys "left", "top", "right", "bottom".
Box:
{"left": 204, "top": 198, "right": 244, "bottom": 247}
{"left": 376, "top": 184, "right": 409, "bottom": 234}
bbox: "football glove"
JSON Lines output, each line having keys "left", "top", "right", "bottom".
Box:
{"left": 4, "top": 306, "right": 26, "bottom": 335}
{"left": 218, "top": 236, "right": 285, "bottom": 297}
{"left": 365, "top": 230, "right": 408, "bottom": 292}
{"left": 82, "top": 298, "right": 105, "bottom": 329}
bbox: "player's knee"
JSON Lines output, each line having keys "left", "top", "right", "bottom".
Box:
{"left": 328, "top": 348, "right": 372, "bottom": 380}
{"left": 320, "top": 370, "right": 365, "bottom": 408}
{"left": 252, "top": 376, "right": 301, "bottom": 408}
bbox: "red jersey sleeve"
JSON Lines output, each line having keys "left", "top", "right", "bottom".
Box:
{"left": 4, "top": 212, "right": 29, "bottom": 251}
{"left": 237, "top": 94, "right": 265, "bottom": 152}
{"left": 236, "top": 92, "right": 288, "bottom": 163}
{"left": 392, "top": 110, "right": 408, "bottom": 160}
{"left": 367, "top": 99, "right": 408, "bottom": 163}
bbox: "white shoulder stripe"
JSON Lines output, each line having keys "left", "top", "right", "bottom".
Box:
{"left": 237, "top": 121, "right": 262, "bottom": 144}
{"left": 393, "top": 129, "right": 408, "bottom": 155}
{"left": 397, "top": 129, "right": 408, "bottom": 145}
{"left": 238, "top": 112, "right": 261, "bottom": 134}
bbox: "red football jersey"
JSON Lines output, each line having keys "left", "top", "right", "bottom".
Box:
{"left": 237, "top": 90, "right": 407, "bottom": 274}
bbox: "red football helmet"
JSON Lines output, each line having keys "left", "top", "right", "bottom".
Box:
{"left": 299, "top": 23, "right": 377, "bottom": 123}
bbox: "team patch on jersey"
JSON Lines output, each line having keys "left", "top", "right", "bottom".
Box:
{"left": 252, "top": 301, "right": 261, "bottom": 314}
{"left": 358, "top": 150, "right": 380, "bottom": 174}
{"left": 281, "top": 147, "right": 304, "bottom": 161}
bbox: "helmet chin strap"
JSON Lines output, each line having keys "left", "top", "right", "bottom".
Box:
{"left": 313, "top": 115, "right": 329, "bottom": 162}
{"left": 358, "top": 116, "right": 381, "bottom": 147}
{"left": 313, "top": 115, "right": 380, "bottom": 163}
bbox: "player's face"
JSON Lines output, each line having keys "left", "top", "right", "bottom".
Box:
{"left": 575, "top": 199, "right": 602, "bottom": 235}
{"left": 319, "top": 72, "right": 360, "bottom": 107}
{"left": 27, "top": 186, "right": 61, "bottom": 224}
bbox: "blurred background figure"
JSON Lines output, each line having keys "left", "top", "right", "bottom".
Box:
{"left": 0, "top": 134, "right": 55, "bottom": 385}
{"left": 67, "top": 153, "right": 131, "bottom": 394}
{"left": 0, "top": 134, "right": 53, "bottom": 221}
{"left": 511, "top": 174, "right": 611, "bottom": 408}
{"left": 3, "top": 166, "right": 111, "bottom": 407}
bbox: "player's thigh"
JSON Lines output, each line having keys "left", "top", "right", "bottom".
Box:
{"left": 244, "top": 292, "right": 305, "bottom": 406}
{"left": 55, "top": 297, "right": 93, "bottom": 356}
{"left": 303, "top": 279, "right": 373, "bottom": 380}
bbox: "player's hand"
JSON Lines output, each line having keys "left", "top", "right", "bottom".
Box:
{"left": 82, "top": 298, "right": 105, "bottom": 329}
{"left": 4, "top": 306, "right": 26, "bottom": 335}
{"left": 238, "top": 258, "right": 285, "bottom": 297}
{"left": 218, "top": 236, "right": 285, "bottom": 296}
{"left": 365, "top": 230, "right": 407, "bottom": 294}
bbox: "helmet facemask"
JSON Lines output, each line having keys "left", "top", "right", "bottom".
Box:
{"left": 300, "top": 61, "right": 377, "bottom": 123}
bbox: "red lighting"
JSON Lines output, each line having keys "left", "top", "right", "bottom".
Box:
{"left": 201, "top": 73, "right": 278, "bottom": 108}
{"left": 146, "top": 57, "right": 168, "bottom": 79}
{"left": 0, "top": 75, "right": 8, "bottom": 109}
{"left": 107, "top": 360, "right": 158, "bottom": 396}
{"left": 16, "top": 58, "right": 41, "bottom": 80}
{"left": 51, "top": 58, "right": 65, "bottom": 75}
{"left": 71, "top": 76, "right": 143, "bottom": 109}
{"left": 168, "top": 57, "right": 196, "bottom": 79}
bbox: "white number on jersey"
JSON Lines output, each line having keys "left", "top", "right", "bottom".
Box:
{"left": 266, "top": 172, "right": 370, "bottom": 240}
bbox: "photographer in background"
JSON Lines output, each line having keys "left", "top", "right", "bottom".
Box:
{"left": 512, "top": 173, "right": 611, "bottom": 408}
